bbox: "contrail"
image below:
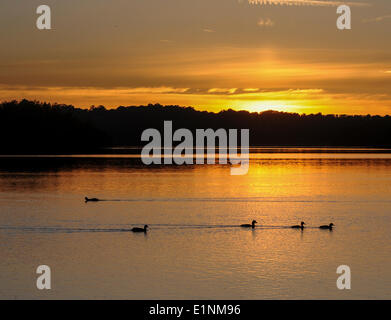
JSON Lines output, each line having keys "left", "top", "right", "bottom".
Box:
{"left": 247, "top": 0, "right": 369, "bottom": 7}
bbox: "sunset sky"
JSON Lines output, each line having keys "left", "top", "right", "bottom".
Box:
{"left": 1, "top": 0, "right": 390, "bottom": 114}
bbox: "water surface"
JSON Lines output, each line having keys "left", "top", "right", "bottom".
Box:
{"left": 1, "top": 149, "right": 391, "bottom": 299}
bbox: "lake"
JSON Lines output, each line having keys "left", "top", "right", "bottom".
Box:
{"left": 1, "top": 149, "right": 391, "bottom": 299}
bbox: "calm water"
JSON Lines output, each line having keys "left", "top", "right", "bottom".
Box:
{"left": 1, "top": 150, "right": 391, "bottom": 299}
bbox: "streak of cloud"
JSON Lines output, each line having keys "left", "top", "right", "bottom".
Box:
{"left": 258, "top": 18, "right": 275, "bottom": 27}
{"left": 208, "top": 88, "right": 238, "bottom": 94}
{"left": 247, "top": 0, "right": 369, "bottom": 7}
{"left": 362, "top": 14, "right": 391, "bottom": 23}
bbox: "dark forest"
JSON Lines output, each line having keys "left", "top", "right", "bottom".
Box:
{"left": 1, "top": 99, "right": 390, "bottom": 153}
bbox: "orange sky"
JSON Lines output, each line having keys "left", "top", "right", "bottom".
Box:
{"left": 1, "top": 0, "right": 391, "bottom": 114}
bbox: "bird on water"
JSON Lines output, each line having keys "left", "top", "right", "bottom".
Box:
{"left": 85, "top": 197, "right": 100, "bottom": 202}
{"left": 131, "top": 225, "right": 149, "bottom": 233}
{"left": 240, "top": 220, "right": 258, "bottom": 229}
{"left": 291, "top": 221, "right": 305, "bottom": 229}
{"left": 319, "top": 223, "right": 334, "bottom": 230}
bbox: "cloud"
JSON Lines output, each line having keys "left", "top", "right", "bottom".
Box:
{"left": 247, "top": 0, "right": 369, "bottom": 7}
{"left": 187, "top": 88, "right": 325, "bottom": 96}
{"left": 0, "top": 85, "right": 191, "bottom": 96}
{"left": 203, "top": 28, "right": 215, "bottom": 33}
{"left": 362, "top": 14, "right": 391, "bottom": 23}
{"left": 258, "top": 18, "right": 275, "bottom": 27}
{"left": 208, "top": 88, "right": 238, "bottom": 94}
{"left": 2, "top": 84, "right": 391, "bottom": 115}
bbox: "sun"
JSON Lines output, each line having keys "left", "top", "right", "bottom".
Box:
{"left": 236, "top": 100, "right": 307, "bottom": 114}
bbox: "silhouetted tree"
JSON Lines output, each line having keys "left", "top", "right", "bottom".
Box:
{"left": 1, "top": 99, "right": 390, "bottom": 154}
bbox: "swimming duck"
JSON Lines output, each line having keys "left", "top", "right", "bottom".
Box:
{"left": 240, "top": 220, "right": 258, "bottom": 229}
{"left": 291, "top": 221, "right": 305, "bottom": 229}
{"left": 319, "top": 223, "right": 334, "bottom": 230}
{"left": 85, "top": 197, "right": 100, "bottom": 202}
{"left": 131, "top": 225, "right": 149, "bottom": 233}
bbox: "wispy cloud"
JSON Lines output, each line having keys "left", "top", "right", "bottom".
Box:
{"left": 362, "top": 14, "right": 391, "bottom": 23}
{"left": 208, "top": 88, "right": 238, "bottom": 94}
{"left": 247, "top": 0, "right": 369, "bottom": 7}
{"left": 190, "top": 88, "right": 325, "bottom": 96}
{"left": 258, "top": 18, "right": 275, "bottom": 27}
{"left": 203, "top": 28, "right": 215, "bottom": 33}
{"left": 243, "top": 88, "right": 260, "bottom": 92}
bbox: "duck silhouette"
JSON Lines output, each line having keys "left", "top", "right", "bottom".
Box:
{"left": 319, "top": 223, "right": 334, "bottom": 230}
{"left": 85, "top": 197, "right": 100, "bottom": 202}
{"left": 240, "top": 220, "right": 258, "bottom": 229}
{"left": 291, "top": 221, "right": 305, "bottom": 229}
{"left": 131, "top": 225, "right": 149, "bottom": 233}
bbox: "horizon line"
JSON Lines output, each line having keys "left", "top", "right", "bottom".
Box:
{"left": 2, "top": 98, "right": 390, "bottom": 118}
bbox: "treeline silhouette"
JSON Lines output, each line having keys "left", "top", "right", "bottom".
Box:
{"left": 1, "top": 99, "right": 391, "bottom": 153}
